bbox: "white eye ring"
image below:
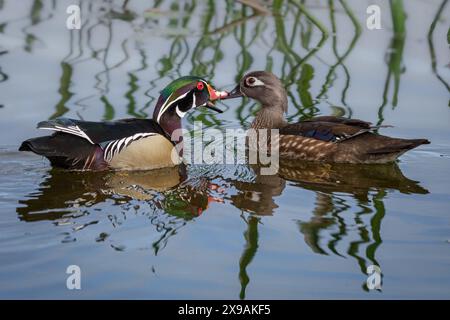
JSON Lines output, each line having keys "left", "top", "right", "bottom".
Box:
{"left": 246, "top": 77, "right": 265, "bottom": 87}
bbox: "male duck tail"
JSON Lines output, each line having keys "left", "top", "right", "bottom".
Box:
{"left": 19, "top": 133, "right": 106, "bottom": 170}
{"left": 19, "top": 136, "right": 47, "bottom": 153}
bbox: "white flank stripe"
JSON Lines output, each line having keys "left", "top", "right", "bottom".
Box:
{"left": 124, "top": 136, "right": 134, "bottom": 146}
{"left": 104, "top": 143, "right": 112, "bottom": 162}
{"left": 116, "top": 138, "right": 127, "bottom": 152}
{"left": 103, "top": 132, "right": 157, "bottom": 162}
{"left": 108, "top": 140, "right": 120, "bottom": 161}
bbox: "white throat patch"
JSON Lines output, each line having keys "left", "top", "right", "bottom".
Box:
{"left": 157, "top": 91, "right": 190, "bottom": 123}
{"left": 175, "top": 92, "right": 195, "bottom": 118}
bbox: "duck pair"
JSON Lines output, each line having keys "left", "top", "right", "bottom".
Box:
{"left": 20, "top": 71, "right": 429, "bottom": 170}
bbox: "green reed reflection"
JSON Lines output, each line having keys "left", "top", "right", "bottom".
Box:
{"left": 0, "top": 50, "right": 9, "bottom": 86}
{"left": 24, "top": 0, "right": 42, "bottom": 52}
{"left": 377, "top": 0, "right": 406, "bottom": 125}
{"left": 188, "top": 0, "right": 227, "bottom": 127}
{"left": 233, "top": 6, "right": 265, "bottom": 125}
{"left": 51, "top": 62, "right": 73, "bottom": 119}
{"left": 278, "top": 161, "right": 427, "bottom": 292}
{"left": 427, "top": 0, "right": 450, "bottom": 94}
{"left": 20, "top": 0, "right": 443, "bottom": 125}
{"left": 239, "top": 215, "right": 260, "bottom": 300}
{"left": 317, "top": 0, "right": 361, "bottom": 117}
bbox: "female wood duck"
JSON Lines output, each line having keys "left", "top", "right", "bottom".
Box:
{"left": 223, "top": 71, "right": 430, "bottom": 164}
{"left": 19, "top": 76, "right": 227, "bottom": 171}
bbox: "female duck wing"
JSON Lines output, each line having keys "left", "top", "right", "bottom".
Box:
{"left": 278, "top": 117, "right": 429, "bottom": 163}
{"left": 304, "top": 116, "right": 372, "bottom": 129}
{"left": 279, "top": 120, "right": 368, "bottom": 143}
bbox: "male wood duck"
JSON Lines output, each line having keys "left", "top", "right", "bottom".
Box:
{"left": 19, "top": 76, "right": 227, "bottom": 170}
{"left": 223, "top": 71, "right": 430, "bottom": 164}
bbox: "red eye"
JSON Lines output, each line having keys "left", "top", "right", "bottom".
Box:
{"left": 196, "top": 82, "right": 204, "bottom": 90}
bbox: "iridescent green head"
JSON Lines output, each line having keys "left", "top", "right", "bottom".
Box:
{"left": 153, "top": 76, "right": 227, "bottom": 126}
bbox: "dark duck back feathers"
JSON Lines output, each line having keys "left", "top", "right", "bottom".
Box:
{"left": 19, "top": 118, "right": 167, "bottom": 170}
{"left": 20, "top": 77, "right": 227, "bottom": 170}
{"left": 223, "top": 71, "right": 429, "bottom": 164}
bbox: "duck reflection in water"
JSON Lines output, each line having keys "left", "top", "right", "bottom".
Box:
{"left": 17, "top": 165, "right": 225, "bottom": 220}
{"left": 16, "top": 164, "right": 224, "bottom": 253}
{"left": 230, "top": 160, "right": 428, "bottom": 297}
{"left": 17, "top": 161, "right": 428, "bottom": 296}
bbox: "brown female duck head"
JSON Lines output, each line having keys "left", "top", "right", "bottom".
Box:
{"left": 226, "top": 71, "right": 288, "bottom": 129}
{"left": 228, "top": 71, "right": 288, "bottom": 113}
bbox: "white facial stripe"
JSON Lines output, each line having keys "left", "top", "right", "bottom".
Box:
{"left": 157, "top": 91, "right": 190, "bottom": 123}
{"left": 251, "top": 78, "right": 265, "bottom": 86}
{"left": 156, "top": 92, "right": 173, "bottom": 123}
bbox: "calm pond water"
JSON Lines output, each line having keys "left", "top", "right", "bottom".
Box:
{"left": 0, "top": 0, "right": 449, "bottom": 299}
